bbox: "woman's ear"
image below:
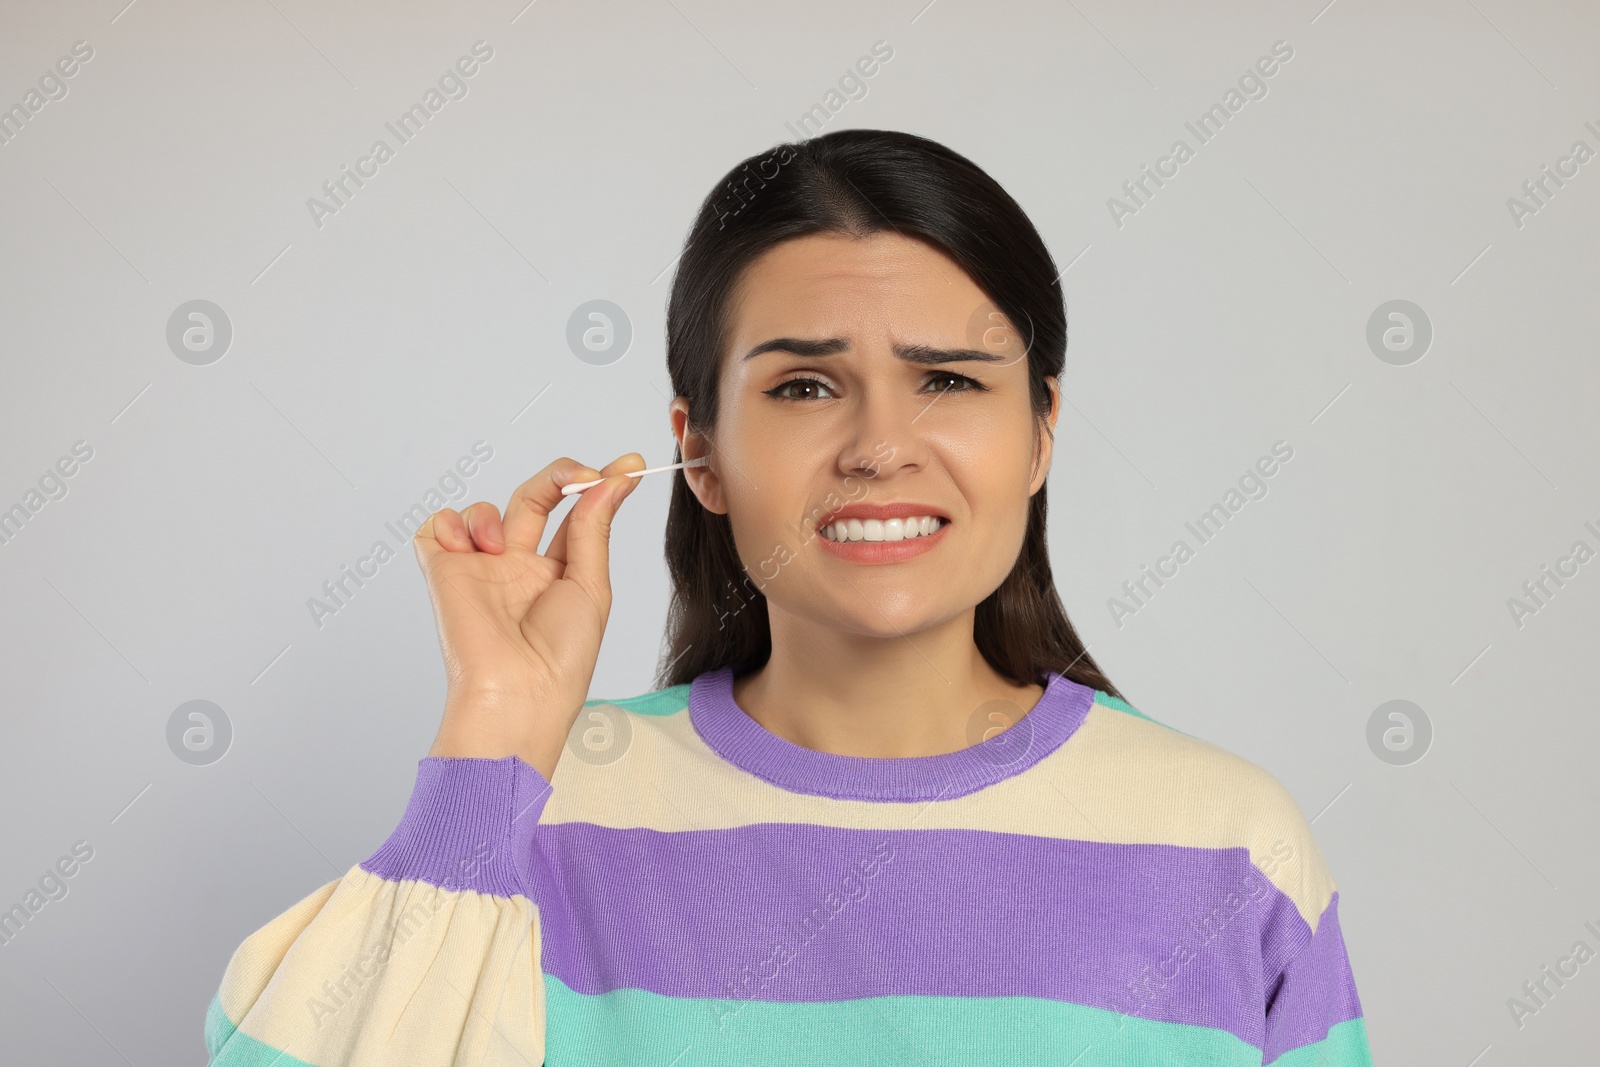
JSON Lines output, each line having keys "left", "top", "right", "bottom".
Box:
{"left": 1029, "top": 378, "right": 1061, "bottom": 495}
{"left": 670, "top": 396, "right": 728, "bottom": 515}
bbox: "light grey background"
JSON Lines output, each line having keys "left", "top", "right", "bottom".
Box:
{"left": 2, "top": 0, "right": 1597, "bottom": 1062}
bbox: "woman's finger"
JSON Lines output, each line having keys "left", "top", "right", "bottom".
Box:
{"left": 500, "top": 457, "right": 602, "bottom": 553}
{"left": 545, "top": 454, "right": 645, "bottom": 566}
{"left": 459, "top": 501, "right": 505, "bottom": 553}
{"left": 413, "top": 507, "right": 468, "bottom": 567}
{"left": 557, "top": 466, "right": 643, "bottom": 610}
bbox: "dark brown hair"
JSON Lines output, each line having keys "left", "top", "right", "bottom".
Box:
{"left": 657, "top": 128, "right": 1121, "bottom": 700}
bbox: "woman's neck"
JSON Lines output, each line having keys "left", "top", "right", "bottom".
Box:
{"left": 730, "top": 605, "right": 1046, "bottom": 759}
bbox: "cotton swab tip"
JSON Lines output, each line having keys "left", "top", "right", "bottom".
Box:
{"left": 560, "top": 456, "right": 707, "bottom": 496}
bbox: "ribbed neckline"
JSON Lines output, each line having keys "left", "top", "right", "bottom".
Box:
{"left": 688, "top": 666, "right": 1095, "bottom": 802}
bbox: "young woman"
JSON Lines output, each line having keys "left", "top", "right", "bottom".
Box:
{"left": 204, "top": 130, "right": 1373, "bottom": 1065}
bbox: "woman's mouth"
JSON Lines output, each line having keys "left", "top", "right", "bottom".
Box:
{"left": 813, "top": 505, "right": 950, "bottom": 564}
{"left": 819, "top": 515, "right": 945, "bottom": 542}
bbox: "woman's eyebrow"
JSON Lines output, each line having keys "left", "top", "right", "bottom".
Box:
{"left": 741, "top": 338, "right": 1006, "bottom": 364}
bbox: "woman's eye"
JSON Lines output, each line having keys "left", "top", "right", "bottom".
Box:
{"left": 924, "top": 373, "right": 982, "bottom": 394}
{"left": 765, "top": 377, "right": 835, "bottom": 401}
{"left": 764, "top": 374, "right": 979, "bottom": 403}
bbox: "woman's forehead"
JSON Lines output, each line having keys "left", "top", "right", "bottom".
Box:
{"left": 725, "top": 234, "right": 991, "bottom": 345}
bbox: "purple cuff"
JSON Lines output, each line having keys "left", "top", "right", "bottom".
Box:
{"left": 359, "top": 755, "right": 552, "bottom": 898}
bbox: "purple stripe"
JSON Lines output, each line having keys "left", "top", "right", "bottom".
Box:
{"left": 1263, "top": 891, "right": 1364, "bottom": 1061}
{"left": 527, "top": 820, "right": 1354, "bottom": 1046}
{"left": 688, "top": 667, "right": 1096, "bottom": 801}
{"left": 361, "top": 755, "right": 551, "bottom": 897}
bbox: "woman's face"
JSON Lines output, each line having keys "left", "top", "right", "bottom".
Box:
{"left": 674, "top": 230, "right": 1058, "bottom": 640}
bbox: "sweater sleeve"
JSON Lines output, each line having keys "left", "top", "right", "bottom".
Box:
{"left": 1250, "top": 787, "right": 1375, "bottom": 1067}
{"left": 1260, "top": 888, "right": 1374, "bottom": 1065}
{"left": 203, "top": 755, "right": 553, "bottom": 1066}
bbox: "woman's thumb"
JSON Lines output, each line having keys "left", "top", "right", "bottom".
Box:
{"left": 612, "top": 470, "right": 645, "bottom": 509}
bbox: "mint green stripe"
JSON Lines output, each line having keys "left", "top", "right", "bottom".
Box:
{"left": 1092, "top": 692, "right": 1205, "bottom": 739}
{"left": 205, "top": 989, "right": 317, "bottom": 1066}
{"left": 205, "top": 980, "right": 1360, "bottom": 1066}
{"left": 584, "top": 685, "right": 691, "bottom": 717}
{"left": 1266, "top": 1017, "right": 1373, "bottom": 1066}
{"left": 545, "top": 976, "right": 1263, "bottom": 1066}
{"left": 1093, "top": 691, "right": 1161, "bottom": 724}
{"left": 204, "top": 990, "right": 235, "bottom": 1058}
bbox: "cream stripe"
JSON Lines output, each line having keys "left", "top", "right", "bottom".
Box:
{"left": 552, "top": 700, "right": 1336, "bottom": 929}
{"left": 218, "top": 875, "right": 341, "bottom": 1028}
{"left": 217, "top": 867, "right": 543, "bottom": 1065}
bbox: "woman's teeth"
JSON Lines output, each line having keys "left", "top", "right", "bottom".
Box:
{"left": 820, "top": 516, "right": 944, "bottom": 543}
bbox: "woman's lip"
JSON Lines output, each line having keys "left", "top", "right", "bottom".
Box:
{"left": 816, "top": 520, "right": 948, "bottom": 564}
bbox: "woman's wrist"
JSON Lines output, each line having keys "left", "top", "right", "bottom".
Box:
{"left": 430, "top": 688, "right": 569, "bottom": 781}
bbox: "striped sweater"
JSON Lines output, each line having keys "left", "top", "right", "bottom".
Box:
{"left": 205, "top": 667, "right": 1374, "bottom": 1065}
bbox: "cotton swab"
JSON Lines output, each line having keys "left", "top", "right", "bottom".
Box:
{"left": 560, "top": 456, "right": 708, "bottom": 496}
